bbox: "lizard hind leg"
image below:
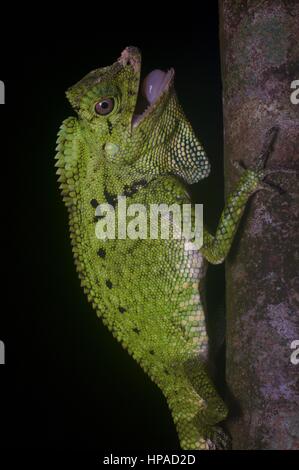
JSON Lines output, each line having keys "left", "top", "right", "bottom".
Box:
{"left": 165, "top": 358, "right": 229, "bottom": 450}
{"left": 167, "top": 384, "right": 229, "bottom": 450}
{"left": 175, "top": 417, "right": 231, "bottom": 450}
{"left": 167, "top": 383, "right": 210, "bottom": 450}
{"left": 183, "top": 357, "right": 228, "bottom": 425}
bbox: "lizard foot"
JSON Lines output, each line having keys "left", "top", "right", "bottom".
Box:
{"left": 232, "top": 126, "right": 279, "bottom": 178}
{"left": 206, "top": 425, "right": 232, "bottom": 450}
{"left": 233, "top": 126, "right": 297, "bottom": 196}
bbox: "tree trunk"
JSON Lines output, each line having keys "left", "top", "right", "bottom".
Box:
{"left": 219, "top": 0, "right": 299, "bottom": 449}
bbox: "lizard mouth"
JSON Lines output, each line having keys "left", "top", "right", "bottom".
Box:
{"left": 132, "top": 68, "right": 174, "bottom": 128}
{"left": 118, "top": 46, "right": 174, "bottom": 130}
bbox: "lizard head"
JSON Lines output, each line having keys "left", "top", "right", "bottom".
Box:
{"left": 66, "top": 46, "right": 210, "bottom": 184}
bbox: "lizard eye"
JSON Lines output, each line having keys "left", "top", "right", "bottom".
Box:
{"left": 94, "top": 97, "right": 115, "bottom": 116}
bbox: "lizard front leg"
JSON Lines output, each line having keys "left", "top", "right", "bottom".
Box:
{"left": 201, "top": 127, "right": 283, "bottom": 265}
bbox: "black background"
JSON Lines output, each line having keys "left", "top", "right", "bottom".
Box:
{"left": 0, "top": 3, "right": 226, "bottom": 451}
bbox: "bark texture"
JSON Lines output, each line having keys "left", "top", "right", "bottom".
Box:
{"left": 219, "top": 0, "right": 299, "bottom": 449}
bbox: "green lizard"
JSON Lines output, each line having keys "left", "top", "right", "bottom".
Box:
{"left": 55, "top": 46, "right": 279, "bottom": 450}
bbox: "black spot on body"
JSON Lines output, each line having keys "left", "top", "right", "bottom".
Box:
{"left": 149, "top": 350, "right": 155, "bottom": 355}
{"left": 90, "top": 198, "right": 98, "bottom": 208}
{"left": 106, "top": 279, "right": 113, "bottom": 289}
{"left": 104, "top": 188, "right": 117, "bottom": 207}
{"left": 123, "top": 185, "right": 131, "bottom": 197}
{"left": 107, "top": 119, "right": 113, "bottom": 135}
{"left": 126, "top": 246, "right": 136, "bottom": 255}
{"left": 123, "top": 179, "right": 148, "bottom": 197}
{"left": 118, "top": 306, "right": 126, "bottom": 314}
{"left": 97, "top": 248, "right": 106, "bottom": 258}
{"left": 132, "top": 327, "right": 140, "bottom": 334}
{"left": 137, "top": 178, "right": 148, "bottom": 187}
{"left": 94, "top": 215, "right": 105, "bottom": 223}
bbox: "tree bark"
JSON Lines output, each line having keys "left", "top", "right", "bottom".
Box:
{"left": 219, "top": 0, "right": 299, "bottom": 449}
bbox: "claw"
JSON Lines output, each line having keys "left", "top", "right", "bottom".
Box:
{"left": 232, "top": 160, "right": 246, "bottom": 174}
{"left": 261, "top": 168, "right": 297, "bottom": 196}
{"left": 232, "top": 126, "right": 280, "bottom": 176}
{"left": 256, "top": 181, "right": 285, "bottom": 195}
{"left": 207, "top": 426, "right": 232, "bottom": 450}
{"left": 263, "top": 168, "right": 298, "bottom": 176}
{"left": 256, "top": 126, "right": 280, "bottom": 171}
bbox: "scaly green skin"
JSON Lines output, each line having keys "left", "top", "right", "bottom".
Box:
{"left": 55, "top": 47, "right": 267, "bottom": 450}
